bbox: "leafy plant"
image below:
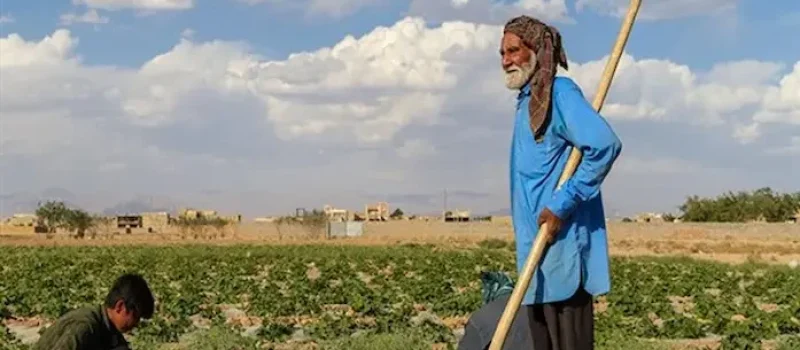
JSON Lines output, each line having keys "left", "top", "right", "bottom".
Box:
{"left": 0, "top": 246, "right": 797, "bottom": 349}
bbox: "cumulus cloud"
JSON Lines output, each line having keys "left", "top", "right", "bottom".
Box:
{"left": 0, "top": 13, "right": 14, "bottom": 24}
{"left": 1, "top": 17, "right": 798, "bottom": 216}
{"left": 0, "top": 30, "right": 81, "bottom": 67}
{"left": 74, "top": 0, "right": 194, "bottom": 11}
{"left": 560, "top": 53, "right": 800, "bottom": 147}
{"left": 60, "top": 9, "right": 111, "bottom": 26}
{"left": 755, "top": 62, "right": 800, "bottom": 125}
{"left": 180, "top": 28, "right": 195, "bottom": 38}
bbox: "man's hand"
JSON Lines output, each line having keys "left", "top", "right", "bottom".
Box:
{"left": 537, "top": 207, "right": 562, "bottom": 243}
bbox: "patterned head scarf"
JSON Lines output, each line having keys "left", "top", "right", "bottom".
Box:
{"left": 503, "top": 15, "right": 569, "bottom": 142}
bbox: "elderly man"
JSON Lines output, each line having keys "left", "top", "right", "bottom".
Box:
{"left": 33, "top": 273, "right": 155, "bottom": 350}
{"left": 502, "top": 15, "right": 622, "bottom": 350}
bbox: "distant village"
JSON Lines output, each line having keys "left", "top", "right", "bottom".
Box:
{"left": 4, "top": 202, "right": 798, "bottom": 235}
{"left": 0, "top": 201, "right": 484, "bottom": 234}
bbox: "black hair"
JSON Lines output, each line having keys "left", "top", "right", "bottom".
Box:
{"left": 104, "top": 273, "right": 155, "bottom": 319}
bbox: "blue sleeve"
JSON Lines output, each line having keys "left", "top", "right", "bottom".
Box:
{"left": 545, "top": 80, "right": 622, "bottom": 220}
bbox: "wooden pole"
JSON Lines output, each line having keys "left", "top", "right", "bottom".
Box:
{"left": 488, "top": 1, "right": 642, "bottom": 349}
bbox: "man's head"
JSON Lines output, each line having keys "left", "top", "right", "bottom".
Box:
{"left": 104, "top": 273, "right": 154, "bottom": 333}
{"left": 500, "top": 15, "right": 568, "bottom": 91}
{"left": 501, "top": 31, "right": 537, "bottom": 90}
{"left": 500, "top": 15, "right": 570, "bottom": 141}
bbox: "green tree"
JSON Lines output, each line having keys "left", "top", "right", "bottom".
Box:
{"left": 273, "top": 208, "right": 328, "bottom": 239}
{"left": 64, "top": 209, "right": 94, "bottom": 238}
{"left": 390, "top": 208, "right": 404, "bottom": 219}
{"left": 678, "top": 188, "right": 800, "bottom": 222}
{"left": 35, "top": 201, "right": 70, "bottom": 233}
{"left": 174, "top": 216, "right": 230, "bottom": 239}
{"left": 34, "top": 200, "right": 98, "bottom": 237}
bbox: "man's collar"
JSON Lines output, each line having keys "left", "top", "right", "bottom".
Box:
{"left": 517, "top": 80, "right": 533, "bottom": 100}
{"left": 100, "top": 306, "right": 119, "bottom": 334}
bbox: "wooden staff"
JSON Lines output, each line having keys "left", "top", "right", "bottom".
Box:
{"left": 488, "top": 0, "right": 642, "bottom": 349}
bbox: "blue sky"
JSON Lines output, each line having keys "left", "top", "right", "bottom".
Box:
{"left": 1, "top": 0, "right": 798, "bottom": 217}
{"left": 3, "top": 0, "right": 798, "bottom": 67}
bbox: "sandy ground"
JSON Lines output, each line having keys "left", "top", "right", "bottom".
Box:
{"left": 2, "top": 221, "right": 799, "bottom": 265}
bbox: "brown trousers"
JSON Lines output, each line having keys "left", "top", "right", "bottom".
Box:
{"left": 526, "top": 288, "right": 594, "bottom": 350}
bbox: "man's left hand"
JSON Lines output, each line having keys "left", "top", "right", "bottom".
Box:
{"left": 537, "top": 208, "right": 562, "bottom": 243}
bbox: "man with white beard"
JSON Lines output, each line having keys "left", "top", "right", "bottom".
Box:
{"left": 502, "top": 15, "right": 622, "bottom": 350}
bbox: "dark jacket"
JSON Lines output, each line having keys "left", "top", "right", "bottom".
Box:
{"left": 33, "top": 305, "right": 130, "bottom": 350}
{"left": 457, "top": 271, "right": 533, "bottom": 350}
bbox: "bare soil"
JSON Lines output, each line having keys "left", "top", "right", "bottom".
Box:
{"left": 2, "top": 221, "right": 799, "bottom": 265}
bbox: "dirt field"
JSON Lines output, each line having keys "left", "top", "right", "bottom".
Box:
{"left": 3, "top": 221, "right": 800, "bottom": 349}
{"left": 2, "top": 221, "right": 799, "bottom": 265}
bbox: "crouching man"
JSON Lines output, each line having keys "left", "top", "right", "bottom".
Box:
{"left": 33, "top": 273, "right": 155, "bottom": 350}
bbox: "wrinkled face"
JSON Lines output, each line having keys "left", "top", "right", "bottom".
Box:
{"left": 500, "top": 32, "right": 536, "bottom": 90}
{"left": 108, "top": 300, "right": 141, "bottom": 333}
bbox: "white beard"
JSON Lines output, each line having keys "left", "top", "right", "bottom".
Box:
{"left": 504, "top": 55, "right": 537, "bottom": 90}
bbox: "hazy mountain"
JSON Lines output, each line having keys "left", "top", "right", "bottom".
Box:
{"left": 102, "top": 196, "right": 179, "bottom": 215}
{"left": 488, "top": 208, "right": 510, "bottom": 216}
{"left": 0, "top": 188, "right": 82, "bottom": 217}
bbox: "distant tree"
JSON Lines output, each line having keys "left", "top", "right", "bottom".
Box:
{"left": 390, "top": 208, "right": 404, "bottom": 219}
{"left": 64, "top": 209, "right": 94, "bottom": 238}
{"left": 91, "top": 215, "right": 114, "bottom": 237}
{"left": 174, "top": 216, "right": 230, "bottom": 239}
{"left": 35, "top": 200, "right": 98, "bottom": 237}
{"left": 299, "top": 209, "right": 327, "bottom": 238}
{"left": 678, "top": 187, "right": 800, "bottom": 222}
{"left": 35, "top": 201, "right": 71, "bottom": 233}
{"left": 273, "top": 209, "right": 328, "bottom": 239}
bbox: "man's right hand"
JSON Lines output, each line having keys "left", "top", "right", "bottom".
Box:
{"left": 537, "top": 207, "right": 563, "bottom": 243}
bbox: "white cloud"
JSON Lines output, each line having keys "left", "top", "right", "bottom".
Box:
{"left": 60, "top": 9, "right": 111, "bottom": 25}
{"left": 396, "top": 139, "right": 437, "bottom": 158}
{"left": 755, "top": 62, "right": 800, "bottom": 125}
{"left": 237, "top": 0, "right": 382, "bottom": 18}
{"left": 560, "top": 54, "right": 799, "bottom": 138}
{"left": 451, "top": 0, "right": 469, "bottom": 8}
{"left": 306, "top": 0, "right": 382, "bottom": 18}
{"left": 74, "top": 0, "right": 194, "bottom": 11}
{"left": 181, "top": 28, "right": 195, "bottom": 38}
{"left": 0, "top": 13, "right": 14, "bottom": 24}
{"left": 704, "top": 61, "right": 786, "bottom": 86}
{"left": 575, "top": 0, "right": 737, "bottom": 21}
{"left": 1, "top": 17, "right": 798, "bottom": 216}
{"left": 732, "top": 122, "right": 760, "bottom": 144}
{"left": 0, "top": 30, "right": 81, "bottom": 68}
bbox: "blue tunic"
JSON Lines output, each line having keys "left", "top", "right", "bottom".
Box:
{"left": 510, "top": 76, "right": 622, "bottom": 305}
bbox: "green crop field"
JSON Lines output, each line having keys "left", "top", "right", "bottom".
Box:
{"left": 1, "top": 244, "right": 799, "bottom": 349}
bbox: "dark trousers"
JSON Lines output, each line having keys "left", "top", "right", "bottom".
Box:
{"left": 526, "top": 288, "right": 594, "bottom": 350}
